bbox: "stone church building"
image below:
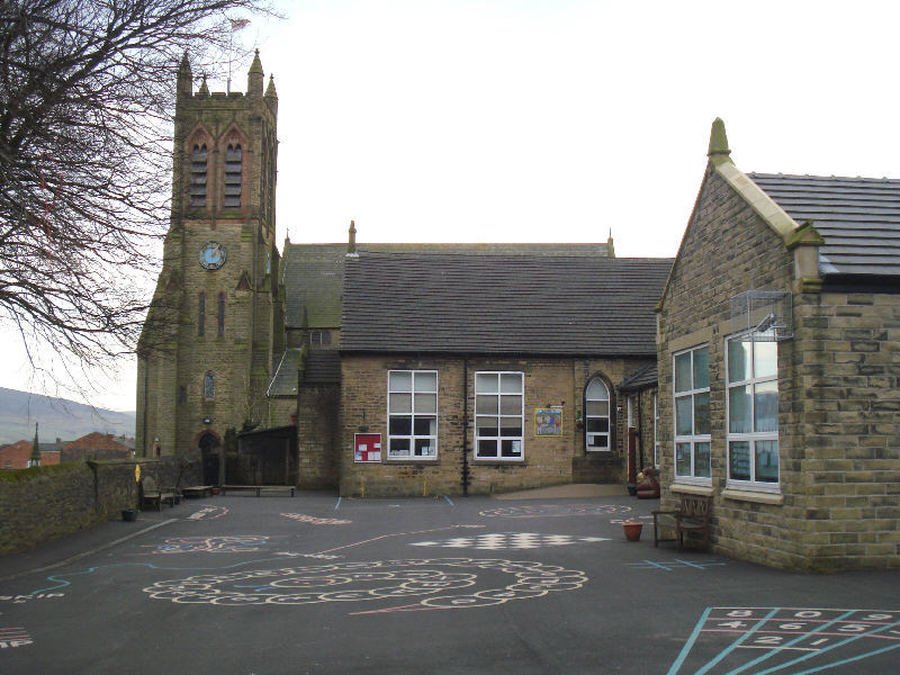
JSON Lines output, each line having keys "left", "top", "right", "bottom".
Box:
{"left": 136, "top": 53, "right": 672, "bottom": 496}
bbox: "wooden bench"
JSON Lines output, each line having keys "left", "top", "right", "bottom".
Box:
{"left": 652, "top": 494, "right": 712, "bottom": 551}
{"left": 221, "top": 484, "right": 295, "bottom": 497}
{"left": 181, "top": 485, "right": 215, "bottom": 498}
{"left": 141, "top": 476, "right": 178, "bottom": 511}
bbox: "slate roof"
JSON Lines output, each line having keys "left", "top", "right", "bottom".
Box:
{"left": 268, "top": 348, "right": 302, "bottom": 397}
{"left": 749, "top": 173, "right": 900, "bottom": 277}
{"left": 281, "top": 242, "right": 612, "bottom": 329}
{"left": 619, "top": 364, "right": 658, "bottom": 392}
{"left": 268, "top": 348, "right": 341, "bottom": 396}
{"left": 303, "top": 350, "right": 341, "bottom": 385}
{"left": 341, "top": 252, "right": 672, "bottom": 356}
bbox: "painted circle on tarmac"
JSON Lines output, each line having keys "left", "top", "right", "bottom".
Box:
{"left": 143, "top": 558, "right": 588, "bottom": 612}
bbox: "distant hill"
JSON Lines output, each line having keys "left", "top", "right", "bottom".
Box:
{"left": 0, "top": 387, "right": 135, "bottom": 446}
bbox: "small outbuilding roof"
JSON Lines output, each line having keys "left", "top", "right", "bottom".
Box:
{"left": 341, "top": 252, "right": 672, "bottom": 357}
{"left": 619, "top": 364, "right": 658, "bottom": 392}
{"left": 749, "top": 173, "right": 900, "bottom": 278}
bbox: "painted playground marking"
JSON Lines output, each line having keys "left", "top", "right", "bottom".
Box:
{"left": 0, "top": 593, "right": 65, "bottom": 605}
{"left": 668, "top": 607, "right": 900, "bottom": 674}
{"left": 410, "top": 532, "right": 610, "bottom": 550}
{"left": 628, "top": 559, "right": 729, "bottom": 572}
{"left": 143, "top": 557, "right": 588, "bottom": 613}
{"left": 151, "top": 535, "right": 269, "bottom": 554}
{"left": 609, "top": 515, "right": 654, "bottom": 525}
{"left": 186, "top": 505, "right": 229, "bottom": 521}
{"left": 280, "top": 513, "right": 352, "bottom": 526}
{"left": 479, "top": 504, "right": 633, "bottom": 519}
{"left": 0, "top": 627, "right": 32, "bottom": 649}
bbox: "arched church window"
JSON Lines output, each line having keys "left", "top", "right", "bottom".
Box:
{"left": 203, "top": 371, "right": 215, "bottom": 401}
{"left": 224, "top": 143, "right": 242, "bottom": 207}
{"left": 217, "top": 292, "right": 225, "bottom": 337}
{"left": 197, "top": 291, "right": 206, "bottom": 336}
{"left": 585, "top": 377, "right": 611, "bottom": 452}
{"left": 190, "top": 144, "right": 207, "bottom": 207}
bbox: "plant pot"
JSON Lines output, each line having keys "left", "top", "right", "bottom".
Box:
{"left": 623, "top": 521, "right": 643, "bottom": 542}
{"left": 626, "top": 483, "right": 637, "bottom": 496}
{"left": 122, "top": 509, "right": 138, "bottom": 522}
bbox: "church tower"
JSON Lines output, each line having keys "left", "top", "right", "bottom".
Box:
{"left": 136, "top": 52, "right": 280, "bottom": 470}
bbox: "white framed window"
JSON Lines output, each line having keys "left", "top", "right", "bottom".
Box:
{"left": 673, "top": 345, "right": 711, "bottom": 482}
{"left": 585, "top": 378, "right": 611, "bottom": 451}
{"left": 387, "top": 370, "right": 437, "bottom": 460}
{"left": 726, "top": 334, "right": 779, "bottom": 489}
{"left": 475, "top": 372, "right": 524, "bottom": 460}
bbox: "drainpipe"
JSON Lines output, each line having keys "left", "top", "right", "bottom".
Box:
{"left": 461, "top": 359, "right": 470, "bottom": 497}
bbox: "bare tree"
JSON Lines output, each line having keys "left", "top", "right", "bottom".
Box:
{"left": 0, "top": 0, "right": 270, "bottom": 383}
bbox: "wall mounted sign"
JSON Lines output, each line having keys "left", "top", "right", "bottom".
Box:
{"left": 354, "top": 433, "right": 382, "bottom": 463}
{"left": 535, "top": 408, "right": 562, "bottom": 436}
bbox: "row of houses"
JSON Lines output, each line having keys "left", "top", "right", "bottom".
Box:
{"left": 0, "top": 432, "right": 135, "bottom": 470}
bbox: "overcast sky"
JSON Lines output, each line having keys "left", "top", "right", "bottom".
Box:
{"left": 4, "top": 0, "right": 900, "bottom": 412}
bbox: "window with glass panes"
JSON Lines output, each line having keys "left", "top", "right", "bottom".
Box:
{"left": 475, "top": 372, "right": 524, "bottom": 460}
{"left": 727, "top": 335, "right": 779, "bottom": 487}
{"left": 387, "top": 371, "right": 437, "bottom": 459}
{"left": 673, "top": 345, "right": 711, "bottom": 480}
{"left": 585, "top": 378, "right": 610, "bottom": 451}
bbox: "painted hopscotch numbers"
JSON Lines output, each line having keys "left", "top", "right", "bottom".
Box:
{"left": 628, "top": 559, "right": 729, "bottom": 572}
{"left": 143, "top": 557, "right": 587, "bottom": 613}
{"left": 479, "top": 504, "right": 633, "bottom": 519}
{"left": 280, "top": 513, "right": 352, "bottom": 526}
{"left": 668, "top": 607, "right": 900, "bottom": 674}
{"left": 410, "top": 532, "right": 609, "bottom": 551}
{"left": 152, "top": 535, "right": 269, "bottom": 554}
{"left": 0, "top": 627, "right": 32, "bottom": 649}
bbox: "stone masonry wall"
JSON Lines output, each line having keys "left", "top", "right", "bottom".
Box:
{"left": 339, "top": 354, "right": 640, "bottom": 497}
{"left": 657, "top": 165, "right": 804, "bottom": 569}
{"left": 791, "top": 290, "right": 899, "bottom": 570}
{"left": 659, "top": 165, "right": 899, "bottom": 570}
{"left": 297, "top": 384, "right": 340, "bottom": 490}
{"left": 0, "top": 455, "right": 201, "bottom": 555}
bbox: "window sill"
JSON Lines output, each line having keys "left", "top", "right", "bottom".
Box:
{"left": 671, "top": 483, "right": 714, "bottom": 497}
{"left": 722, "top": 488, "right": 783, "bottom": 506}
{"left": 473, "top": 458, "right": 525, "bottom": 465}
{"left": 386, "top": 458, "right": 438, "bottom": 463}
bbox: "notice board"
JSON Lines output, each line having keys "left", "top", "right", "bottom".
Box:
{"left": 354, "top": 433, "right": 382, "bottom": 463}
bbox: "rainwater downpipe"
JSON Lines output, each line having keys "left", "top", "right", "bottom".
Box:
{"left": 461, "top": 359, "right": 470, "bottom": 497}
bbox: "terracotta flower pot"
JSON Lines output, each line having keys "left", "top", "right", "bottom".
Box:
{"left": 623, "top": 521, "right": 643, "bottom": 542}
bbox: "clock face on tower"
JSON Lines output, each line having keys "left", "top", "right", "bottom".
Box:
{"left": 199, "top": 241, "right": 227, "bottom": 270}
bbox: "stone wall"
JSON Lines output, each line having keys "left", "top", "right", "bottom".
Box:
{"left": 297, "top": 384, "right": 340, "bottom": 490}
{"left": 790, "top": 290, "right": 900, "bottom": 569}
{"left": 339, "top": 354, "right": 645, "bottom": 497}
{"left": 0, "top": 454, "right": 201, "bottom": 555}
{"left": 658, "top": 165, "right": 899, "bottom": 570}
{"left": 657, "top": 165, "right": 802, "bottom": 568}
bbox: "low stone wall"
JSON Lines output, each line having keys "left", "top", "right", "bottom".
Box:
{"left": 0, "top": 452, "right": 202, "bottom": 555}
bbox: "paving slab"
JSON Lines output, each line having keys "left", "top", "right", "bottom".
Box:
{"left": 0, "top": 491, "right": 897, "bottom": 674}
